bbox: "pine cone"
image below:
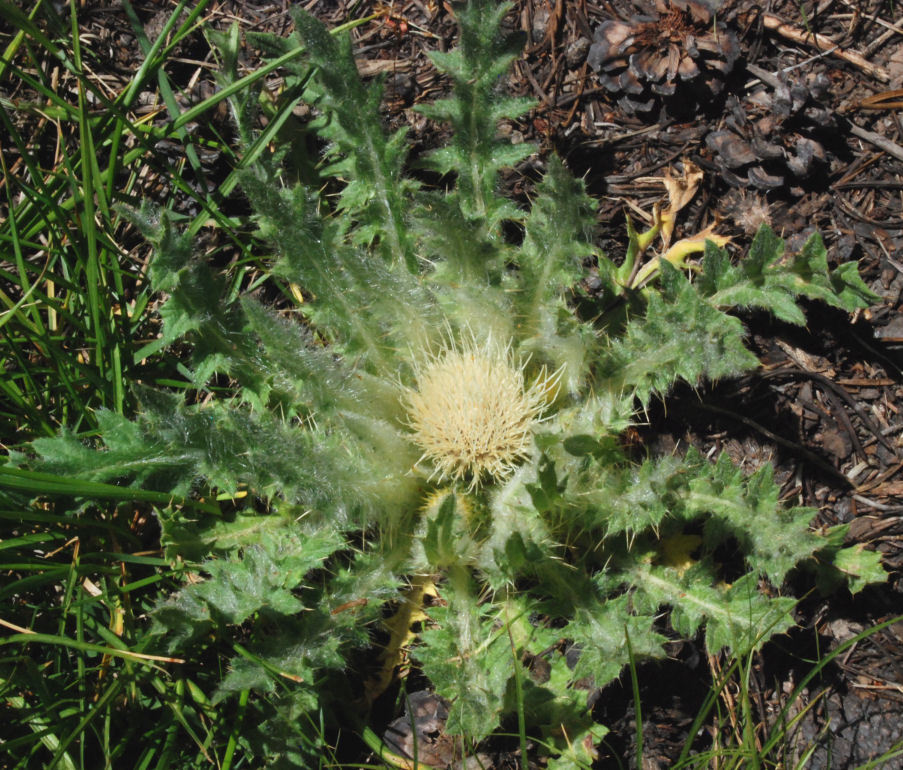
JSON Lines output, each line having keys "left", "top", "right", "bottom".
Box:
{"left": 587, "top": 0, "right": 740, "bottom": 116}
{"left": 706, "top": 74, "right": 834, "bottom": 189}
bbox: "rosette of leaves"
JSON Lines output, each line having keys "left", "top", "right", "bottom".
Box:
{"left": 14, "top": 2, "right": 884, "bottom": 767}
{"left": 707, "top": 72, "right": 836, "bottom": 189}
{"left": 587, "top": 0, "right": 740, "bottom": 116}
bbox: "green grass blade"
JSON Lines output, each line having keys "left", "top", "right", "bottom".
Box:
{"left": 0, "top": 633, "right": 184, "bottom": 665}
{"left": 757, "top": 615, "right": 903, "bottom": 758}
{"left": 0, "top": 466, "right": 221, "bottom": 513}
{"left": 3, "top": 692, "right": 78, "bottom": 770}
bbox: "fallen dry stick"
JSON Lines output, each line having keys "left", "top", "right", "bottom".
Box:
{"left": 756, "top": 12, "right": 891, "bottom": 83}
{"left": 847, "top": 122, "right": 903, "bottom": 163}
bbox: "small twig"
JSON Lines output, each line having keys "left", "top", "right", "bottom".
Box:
{"left": 517, "top": 59, "right": 552, "bottom": 108}
{"left": 744, "top": 61, "right": 785, "bottom": 90}
{"left": 832, "top": 151, "right": 885, "bottom": 187}
{"left": 847, "top": 122, "right": 903, "bottom": 164}
{"left": 852, "top": 495, "right": 903, "bottom": 512}
{"left": 834, "top": 0, "right": 903, "bottom": 57}
{"left": 0, "top": 617, "right": 35, "bottom": 635}
{"left": 865, "top": 17, "right": 903, "bottom": 57}
{"left": 762, "top": 369, "right": 895, "bottom": 454}
{"left": 858, "top": 90, "right": 903, "bottom": 111}
{"left": 753, "top": 12, "right": 891, "bottom": 83}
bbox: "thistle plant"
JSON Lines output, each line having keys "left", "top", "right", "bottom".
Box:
{"left": 16, "top": 2, "right": 886, "bottom": 766}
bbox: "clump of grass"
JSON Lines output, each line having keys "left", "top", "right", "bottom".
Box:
{"left": 0, "top": 2, "right": 310, "bottom": 766}
{"left": 669, "top": 616, "right": 903, "bottom": 768}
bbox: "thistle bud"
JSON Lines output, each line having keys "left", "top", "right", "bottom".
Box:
{"left": 403, "top": 335, "right": 560, "bottom": 490}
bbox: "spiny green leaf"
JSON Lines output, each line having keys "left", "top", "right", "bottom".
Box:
{"left": 699, "top": 225, "right": 879, "bottom": 323}
{"left": 240, "top": 166, "right": 434, "bottom": 374}
{"left": 599, "top": 259, "right": 759, "bottom": 405}
{"left": 240, "top": 297, "right": 365, "bottom": 416}
{"left": 160, "top": 509, "right": 301, "bottom": 562}
{"left": 561, "top": 453, "right": 686, "bottom": 538}
{"left": 516, "top": 156, "right": 598, "bottom": 383}
{"left": 512, "top": 652, "right": 608, "bottom": 769}
{"left": 566, "top": 594, "right": 667, "bottom": 685}
{"left": 810, "top": 533, "right": 888, "bottom": 596}
{"left": 30, "top": 388, "right": 390, "bottom": 528}
{"left": 413, "top": 191, "right": 513, "bottom": 286}
{"left": 416, "top": 578, "right": 514, "bottom": 738}
{"left": 697, "top": 234, "right": 806, "bottom": 325}
{"left": 291, "top": 8, "right": 418, "bottom": 271}
{"left": 127, "top": 204, "right": 268, "bottom": 393}
{"left": 417, "top": 0, "right": 535, "bottom": 226}
{"left": 155, "top": 528, "right": 343, "bottom": 631}
{"left": 518, "top": 157, "right": 596, "bottom": 308}
{"left": 832, "top": 544, "right": 887, "bottom": 594}
{"left": 686, "top": 452, "right": 820, "bottom": 585}
{"left": 634, "top": 567, "right": 796, "bottom": 656}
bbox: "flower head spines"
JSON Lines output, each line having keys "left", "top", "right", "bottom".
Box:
{"left": 403, "top": 334, "right": 559, "bottom": 490}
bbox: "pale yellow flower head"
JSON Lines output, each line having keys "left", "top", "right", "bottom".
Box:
{"left": 403, "top": 333, "right": 559, "bottom": 490}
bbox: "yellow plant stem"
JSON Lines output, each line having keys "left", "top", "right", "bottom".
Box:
{"left": 365, "top": 574, "right": 438, "bottom": 705}
{"left": 631, "top": 227, "right": 731, "bottom": 289}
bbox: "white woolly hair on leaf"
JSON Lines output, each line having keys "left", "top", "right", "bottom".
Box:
{"left": 402, "top": 329, "right": 561, "bottom": 490}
